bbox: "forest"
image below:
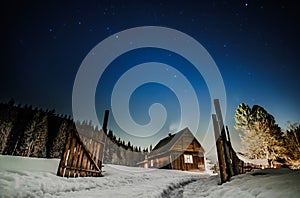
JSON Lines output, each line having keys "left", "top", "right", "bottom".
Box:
{"left": 0, "top": 99, "right": 147, "bottom": 166}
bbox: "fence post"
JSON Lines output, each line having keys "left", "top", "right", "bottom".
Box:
{"left": 212, "top": 114, "right": 228, "bottom": 184}
{"left": 214, "top": 99, "right": 233, "bottom": 179}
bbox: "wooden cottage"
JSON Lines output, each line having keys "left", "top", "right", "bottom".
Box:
{"left": 138, "top": 128, "right": 205, "bottom": 171}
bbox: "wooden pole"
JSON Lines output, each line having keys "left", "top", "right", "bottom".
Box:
{"left": 101, "top": 110, "right": 109, "bottom": 164}
{"left": 214, "top": 99, "right": 233, "bottom": 179}
{"left": 102, "top": 110, "right": 109, "bottom": 133}
{"left": 212, "top": 114, "right": 227, "bottom": 184}
{"left": 226, "top": 126, "right": 239, "bottom": 176}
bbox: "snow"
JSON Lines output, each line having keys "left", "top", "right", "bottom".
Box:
{"left": 0, "top": 155, "right": 299, "bottom": 197}
{"left": 182, "top": 168, "right": 300, "bottom": 198}
{"left": 236, "top": 153, "right": 268, "bottom": 166}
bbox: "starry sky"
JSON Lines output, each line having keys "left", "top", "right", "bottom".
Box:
{"left": 1, "top": 1, "right": 300, "bottom": 156}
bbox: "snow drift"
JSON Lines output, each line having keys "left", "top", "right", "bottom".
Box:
{"left": 0, "top": 155, "right": 299, "bottom": 197}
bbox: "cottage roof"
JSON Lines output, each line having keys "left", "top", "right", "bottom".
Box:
{"left": 150, "top": 127, "right": 203, "bottom": 156}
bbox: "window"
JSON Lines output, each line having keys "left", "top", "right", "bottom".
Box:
{"left": 184, "top": 155, "right": 193, "bottom": 164}
{"left": 150, "top": 160, "right": 154, "bottom": 167}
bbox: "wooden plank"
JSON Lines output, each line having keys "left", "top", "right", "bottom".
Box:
{"left": 81, "top": 153, "right": 88, "bottom": 177}
{"left": 64, "top": 132, "right": 75, "bottom": 177}
{"left": 68, "top": 135, "right": 77, "bottom": 177}
{"left": 85, "top": 140, "right": 91, "bottom": 176}
{"left": 72, "top": 143, "right": 80, "bottom": 177}
{"left": 60, "top": 166, "right": 101, "bottom": 174}
{"left": 57, "top": 130, "right": 72, "bottom": 176}
{"left": 94, "top": 142, "right": 100, "bottom": 176}
{"left": 95, "top": 142, "right": 100, "bottom": 166}
{"left": 90, "top": 140, "right": 96, "bottom": 176}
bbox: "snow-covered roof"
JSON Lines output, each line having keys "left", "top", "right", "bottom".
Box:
{"left": 236, "top": 153, "right": 268, "bottom": 165}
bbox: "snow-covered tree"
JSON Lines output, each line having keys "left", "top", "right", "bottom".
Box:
{"left": 0, "top": 120, "right": 13, "bottom": 153}
{"left": 283, "top": 122, "right": 300, "bottom": 169}
{"left": 19, "top": 111, "right": 48, "bottom": 157}
{"left": 234, "top": 103, "right": 283, "bottom": 165}
{"left": 49, "top": 120, "right": 68, "bottom": 158}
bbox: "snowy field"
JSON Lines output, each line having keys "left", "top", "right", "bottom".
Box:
{"left": 0, "top": 155, "right": 299, "bottom": 198}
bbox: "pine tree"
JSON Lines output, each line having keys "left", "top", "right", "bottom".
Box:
{"left": 50, "top": 120, "right": 68, "bottom": 158}
{"left": 283, "top": 122, "right": 300, "bottom": 169}
{"left": 0, "top": 120, "right": 13, "bottom": 153}
{"left": 234, "top": 103, "right": 284, "bottom": 165}
{"left": 19, "top": 111, "right": 48, "bottom": 157}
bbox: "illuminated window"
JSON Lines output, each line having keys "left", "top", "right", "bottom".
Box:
{"left": 150, "top": 160, "right": 154, "bottom": 167}
{"left": 184, "top": 155, "right": 193, "bottom": 164}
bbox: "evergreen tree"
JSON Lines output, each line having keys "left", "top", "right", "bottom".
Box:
{"left": 234, "top": 103, "right": 283, "bottom": 165}
{"left": 50, "top": 120, "right": 68, "bottom": 158}
{"left": 32, "top": 113, "right": 48, "bottom": 157}
{"left": 0, "top": 120, "right": 13, "bottom": 153}
{"left": 283, "top": 122, "right": 300, "bottom": 169}
{"left": 19, "top": 111, "right": 48, "bottom": 157}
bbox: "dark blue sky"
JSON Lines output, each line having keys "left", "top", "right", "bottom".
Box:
{"left": 1, "top": 1, "right": 300, "bottom": 154}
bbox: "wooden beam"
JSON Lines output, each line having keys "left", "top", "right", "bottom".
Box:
{"left": 214, "top": 99, "right": 233, "bottom": 179}
{"left": 212, "top": 114, "right": 228, "bottom": 184}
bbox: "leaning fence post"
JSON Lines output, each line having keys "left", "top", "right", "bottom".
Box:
{"left": 214, "top": 99, "right": 233, "bottom": 179}
{"left": 212, "top": 114, "right": 228, "bottom": 184}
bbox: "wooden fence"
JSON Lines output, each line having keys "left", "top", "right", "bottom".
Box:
{"left": 212, "top": 99, "right": 250, "bottom": 184}
{"left": 57, "top": 128, "right": 106, "bottom": 177}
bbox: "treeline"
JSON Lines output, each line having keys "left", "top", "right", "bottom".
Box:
{"left": 0, "top": 99, "right": 147, "bottom": 166}
{"left": 0, "top": 99, "right": 73, "bottom": 158}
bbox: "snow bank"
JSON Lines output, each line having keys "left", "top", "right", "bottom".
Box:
{"left": 183, "top": 168, "right": 300, "bottom": 198}
{"left": 0, "top": 155, "right": 60, "bottom": 173}
{"left": 0, "top": 155, "right": 209, "bottom": 198}
{"left": 1, "top": 155, "right": 299, "bottom": 198}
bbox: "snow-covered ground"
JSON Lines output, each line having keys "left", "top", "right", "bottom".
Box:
{"left": 0, "top": 155, "right": 299, "bottom": 198}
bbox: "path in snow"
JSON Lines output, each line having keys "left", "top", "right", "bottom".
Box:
{"left": 0, "top": 155, "right": 211, "bottom": 198}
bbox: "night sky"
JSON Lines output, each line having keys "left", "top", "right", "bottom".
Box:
{"left": 1, "top": 1, "right": 300, "bottom": 157}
